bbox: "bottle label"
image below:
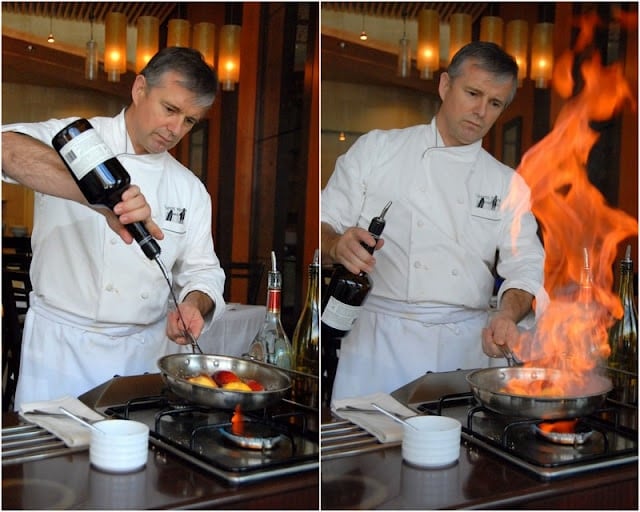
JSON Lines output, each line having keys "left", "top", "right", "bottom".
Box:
{"left": 59, "top": 129, "right": 115, "bottom": 180}
{"left": 321, "top": 296, "right": 361, "bottom": 331}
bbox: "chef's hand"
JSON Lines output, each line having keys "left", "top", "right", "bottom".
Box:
{"left": 481, "top": 288, "right": 534, "bottom": 358}
{"left": 482, "top": 310, "right": 520, "bottom": 357}
{"left": 325, "top": 226, "right": 384, "bottom": 275}
{"left": 103, "top": 185, "right": 164, "bottom": 245}
{"left": 167, "top": 302, "right": 205, "bottom": 346}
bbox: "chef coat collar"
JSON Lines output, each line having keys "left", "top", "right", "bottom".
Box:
{"left": 113, "top": 109, "right": 167, "bottom": 164}
{"left": 429, "top": 117, "right": 482, "bottom": 161}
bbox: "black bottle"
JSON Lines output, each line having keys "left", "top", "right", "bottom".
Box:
{"left": 321, "top": 201, "right": 391, "bottom": 338}
{"left": 52, "top": 118, "right": 161, "bottom": 260}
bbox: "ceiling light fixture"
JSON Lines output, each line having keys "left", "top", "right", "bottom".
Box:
{"left": 84, "top": 9, "right": 98, "bottom": 80}
{"left": 47, "top": 16, "right": 55, "bottom": 43}
{"left": 397, "top": 12, "right": 410, "bottom": 78}
{"left": 417, "top": 9, "right": 439, "bottom": 80}
{"left": 219, "top": 24, "right": 242, "bottom": 91}
{"left": 359, "top": 13, "right": 368, "bottom": 41}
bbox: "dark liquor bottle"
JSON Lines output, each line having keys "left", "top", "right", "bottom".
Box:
{"left": 247, "top": 251, "right": 293, "bottom": 369}
{"left": 52, "top": 118, "right": 161, "bottom": 261}
{"left": 292, "top": 249, "right": 319, "bottom": 407}
{"left": 321, "top": 201, "right": 391, "bottom": 338}
{"left": 608, "top": 245, "right": 638, "bottom": 405}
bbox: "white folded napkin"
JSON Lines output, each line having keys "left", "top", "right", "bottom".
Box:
{"left": 331, "top": 392, "right": 416, "bottom": 443}
{"left": 19, "top": 395, "right": 105, "bottom": 448}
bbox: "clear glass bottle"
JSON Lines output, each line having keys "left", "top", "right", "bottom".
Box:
{"left": 248, "top": 252, "right": 293, "bottom": 369}
{"left": 608, "top": 245, "right": 638, "bottom": 405}
{"left": 292, "top": 249, "right": 319, "bottom": 406}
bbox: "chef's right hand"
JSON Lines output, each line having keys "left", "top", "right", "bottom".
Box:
{"left": 104, "top": 185, "right": 164, "bottom": 245}
{"left": 332, "top": 226, "right": 384, "bottom": 275}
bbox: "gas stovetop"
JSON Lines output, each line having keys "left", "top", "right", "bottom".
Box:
{"left": 390, "top": 369, "right": 638, "bottom": 480}
{"left": 78, "top": 373, "right": 319, "bottom": 485}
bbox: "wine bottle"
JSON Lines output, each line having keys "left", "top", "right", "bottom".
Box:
{"left": 51, "top": 118, "right": 161, "bottom": 261}
{"left": 321, "top": 201, "right": 392, "bottom": 338}
{"left": 292, "top": 249, "right": 319, "bottom": 407}
{"left": 247, "top": 251, "right": 293, "bottom": 369}
{"left": 608, "top": 245, "right": 638, "bottom": 405}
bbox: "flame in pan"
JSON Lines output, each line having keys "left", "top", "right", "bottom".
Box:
{"left": 506, "top": 11, "right": 637, "bottom": 395}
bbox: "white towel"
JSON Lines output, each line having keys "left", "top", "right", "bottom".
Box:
{"left": 19, "top": 395, "right": 105, "bottom": 448}
{"left": 331, "top": 392, "right": 416, "bottom": 443}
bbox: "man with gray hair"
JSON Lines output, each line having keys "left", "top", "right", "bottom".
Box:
{"left": 2, "top": 47, "right": 226, "bottom": 407}
{"left": 322, "top": 42, "right": 547, "bottom": 401}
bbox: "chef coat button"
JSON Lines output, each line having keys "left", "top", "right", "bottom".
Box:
{"left": 141, "top": 292, "right": 149, "bottom": 299}
{"left": 110, "top": 238, "right": 118, "bottom": 245}
{"left": 451, "top": 269, "right": 458, "bottom": 276}
{"left": 417, "top": 220, "right": 424, "bottom": 228}
{"left": 106, "top": 284, "right": 113, "bottom": 291}
{"left": 414, "top": 261, "right": 421, "bottom": 269}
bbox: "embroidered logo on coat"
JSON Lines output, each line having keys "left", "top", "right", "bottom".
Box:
{"left": 165, "top": 207, "right": 186, "bottom": 223}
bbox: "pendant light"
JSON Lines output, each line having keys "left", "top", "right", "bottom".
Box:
{"left": 397, "top": 12, "right": 410, "bottom": 78}
{"left": 136, "top": 16, "right": 159, "bottom": 73}
{"left": 480, "top": 16, "right": 504, "bottom": 47}
{"left": 417, "top": 9, "right": 439, "bottom": 80}
{"left": 84, "top": 10, "right": 98, "bottom": 80}
{"left": 359, "top": 12, "right": 368, "bottom": 41}
{"left": 506, "top": 20, "right": 529, "bottom": 87}
{"left": 449, "top": 13, "right": 472, "bottom": 63}
{"left": 531, "top": 22, "right": 554, "bottom": 88}
{"left": 104, "top": 12, "right": 127, "bottom": 82}
{"left": 193, "top": 22, "right": 216, "bottom": 68}
{"left": 167, "top": 19, "right": 191, "bottom": 47}
{"left": 219, "top": 24, "right": 241, "bottom": 91}
{"left": 47, "top": 16, "right": 55, "bottom": 43}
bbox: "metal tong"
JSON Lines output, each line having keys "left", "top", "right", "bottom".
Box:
{"left": 499, "top": 344, "right": 524, "bottom": 367}
{"left": 155, "top": 256, "right": 204, "bottom": 354}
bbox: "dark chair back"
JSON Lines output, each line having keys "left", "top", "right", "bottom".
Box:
{"left": 223, "top": 262, "right": 266, "bottom": 305}
{"left": 2, "top": 240, "right": 33, "bottom": 412}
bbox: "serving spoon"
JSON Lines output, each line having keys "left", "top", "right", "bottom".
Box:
{"left": 59, "top": 407, "right": 106, "bottom": 434}
{"left": 371, "top": 403, "right": 419, "bottom": 431}
{"left": 499, "top": 344, "right": 524, "bottom": 367}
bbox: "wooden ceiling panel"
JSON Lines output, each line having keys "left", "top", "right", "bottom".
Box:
{"left": 320, "top": 2, "right": 489, "bottom": 23}
{"left": 1, "top": 2, "right": 178, "bottom": 25}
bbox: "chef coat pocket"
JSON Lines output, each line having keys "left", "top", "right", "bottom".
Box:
{"left": 159, "top": 218, "right": 187, "bottom": 235}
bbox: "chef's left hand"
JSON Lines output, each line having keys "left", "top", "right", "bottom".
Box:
{"left": 482, "top": 310, "right": 520, "bottom": 357}
{"left": 167, "top": 302, "right": 205, "bottom": 345}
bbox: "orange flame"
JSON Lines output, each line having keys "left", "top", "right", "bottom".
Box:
{"left": 231, "top": 404, "right": 244, "bottom": 435}
{"left": 539, "top": 420, "right": 578, "bottom": 434}
{"left": 508, "top": 14, "right": 638, "bottom": 395}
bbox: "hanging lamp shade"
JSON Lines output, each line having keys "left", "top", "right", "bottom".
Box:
{"left": 531, "top": 22, "right": 554, "bottom": 88}
{"left": 397, "top": 35, "right": 411, "bottom": 78}
{"left": 136, "top": 16, "right": 159, "bottom": 73}
{"left": 193, "top": 22, "right": 216, "bottom": 68}
{"left": 480, "top": 16, "right": 504, "bottom": 46}
{"left": 85, "top": 39, "right": 98, "bottom": 80}
{"left": 449, "top": 13, "right": 471, "bottom": 63}
{"left": 167, "top": 19, "right": 191, "bottom": 47}
{"left": 506, "top": 20, "right": 529, "bottom": 86}
{"left": 417, "top": 9, "right": 439, "bottom": 80}
{"left": 104, "top": 12, "right": 127, "bottom": 82}
{"left": 219, "top": 24, "right": 241, "bottom": 91}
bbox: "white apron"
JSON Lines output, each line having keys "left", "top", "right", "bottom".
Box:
{"left": 14, "top": 294, "right": 188, "bottom": 409}
{"left": 330, "top": 295, "right": 500, "bottom": 402}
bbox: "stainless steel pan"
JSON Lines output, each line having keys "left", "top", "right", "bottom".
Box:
{"left": 157, "top": 354, "right": 291, "bottom": 410}
{"left": 466, "top": 367, "right": 612, "bottom": 419}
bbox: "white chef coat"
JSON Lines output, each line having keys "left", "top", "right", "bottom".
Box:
{"left": 322, "top": 119, "right": 547, "bottom": 401}
{"left": 3, "top": 111, "right": 226, "bottom": 407}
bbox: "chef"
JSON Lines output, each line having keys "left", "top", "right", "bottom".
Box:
{"left": 2, "top": 47, "right": 225, "bottom": 408}
{"left": 321, "top": 42, "right": 547, "bottom": 401}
